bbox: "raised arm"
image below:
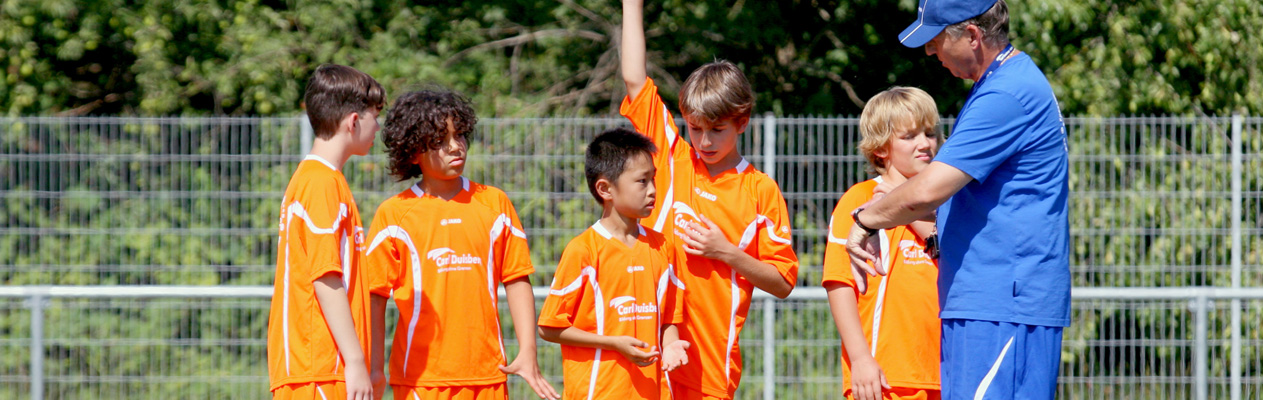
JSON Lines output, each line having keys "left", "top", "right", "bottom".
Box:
{"left": 621, "top": 0, "right": 648, "bottom": 100}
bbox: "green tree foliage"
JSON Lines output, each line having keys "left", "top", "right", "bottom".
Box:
{"left": 1, "top": 0, "right": 1259, "bottom": 116}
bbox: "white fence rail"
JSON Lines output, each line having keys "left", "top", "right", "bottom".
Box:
{"left": 1, "top": 286, "right": 1261, "bottom": 400}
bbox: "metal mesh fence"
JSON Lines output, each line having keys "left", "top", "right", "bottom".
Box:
{"left": 2, "top": 115, "right": 1259, "bottom": 286}
{"left": 1, "top": 115, "right": 1261, "bottom": 399}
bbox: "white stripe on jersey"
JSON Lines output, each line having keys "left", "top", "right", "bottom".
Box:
{"left": 548, "top": 267, "right": 604, "bottom": 400}
{"left": 870, "top": 228, "right": 892, "bottom": 356}
{"left": 365, "top": 226, "right": 423, "bottom": 375}
{"left": 280, "top": 200, "right": 348, "bottom": 376}
{"left": 724, "top": 268, "right": 741, "bottom": 386}
{"left": 652, "top": 105, "right": 678, "bottom": 234}
{"left": 737, "top": 214, "right": 792, "bottom": 251}
{"left": 487, "top": 213, "right": 513, "bottom": 361}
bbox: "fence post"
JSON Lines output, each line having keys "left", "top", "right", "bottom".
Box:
{"left": 300, "top": 114, "right": 313, "bottom": 155}
{"left": 1229, "top": 114, "right": 1243, "bottom": 400}
{"left": 29, "top": 293, "right": 44, "bottom": 400}
{"left": 1193, "top": 295, "right": 1209, "bottom": 400}
{"left": 763, "top": 297, "right": 775, "bottom": 400}
{"left": 762, "top": 113, "right": 776, "bottom": 180}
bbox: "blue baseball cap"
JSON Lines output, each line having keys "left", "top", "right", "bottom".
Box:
{"left": 898, "top": 0, "right": 999, "bottom": 48}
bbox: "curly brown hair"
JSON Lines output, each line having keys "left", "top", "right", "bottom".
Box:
{"left": 382, "top": 90, "right": 478, "bottom": 181}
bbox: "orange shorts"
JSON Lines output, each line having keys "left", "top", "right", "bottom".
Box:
{"left": 273, "top": 381, "right": 346, "bottom": 400}
{"left": 670, "top": 382, "right": 729, "bottom": 400}
{"left": 846, "top": 387, "right": 940, "bottom": 400}
{"left": 392, "top": 383, "right": 507, "bottom": 400}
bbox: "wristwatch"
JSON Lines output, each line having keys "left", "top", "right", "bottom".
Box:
{"left": 850, "top": 207, "right": 878, "bottom": 236}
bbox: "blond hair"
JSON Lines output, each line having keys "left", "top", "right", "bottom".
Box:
{"left": 858, "top": 86, "right": 942, "bottom": 175}
{"left": 678, "top": 60, "right": 755, "bottom": 124}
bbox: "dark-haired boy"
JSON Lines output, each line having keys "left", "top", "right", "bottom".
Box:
{"left": 269, "top": 64, "right": 383, "bottom": 400}
{"left": 363, "top": 90, "right": 559, "bottom": 400}
{"left": 538, "top": 128, "right": 690, "bottom": 399}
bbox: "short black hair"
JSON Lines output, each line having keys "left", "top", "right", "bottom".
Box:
{"left": 382, "top": 90, "right": 477, "bottom": 181}
{"left": 584, "top": 128, "right": 657, "bottom": 204}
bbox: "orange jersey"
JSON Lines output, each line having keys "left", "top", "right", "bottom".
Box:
{"left": 822, "top": 178, "right": 941, "bottom": 394}
{"left": 620, "top": 77, "right": 799, "bottom": 398}
{"left": 268, "top": 155, "right": 373, "bottom": 390}
{"left": 364, "top": 177, "right": 535, "bottom": 387}
{"left": 538, "top": 222, "right": 686, "bottom": 400}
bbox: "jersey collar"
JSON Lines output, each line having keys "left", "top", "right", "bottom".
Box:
{"left": 304, "top": 154, "right": 338, "bottom": 171}
{"left": 692, "top": 154, "right": 751, "bottom": 176}
{"left": 592, "top": 220, "right": 645, "bottom": 240}
{"left": 410, "top": 176, "right": 470, "bottom": 197}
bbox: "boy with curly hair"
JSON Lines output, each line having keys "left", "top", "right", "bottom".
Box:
{"left": 364, "top": 90, "right": 559, "bottom": 400}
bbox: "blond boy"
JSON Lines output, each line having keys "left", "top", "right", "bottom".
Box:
{"left": 824, "top": 87, "right": 943, "bottom": 400}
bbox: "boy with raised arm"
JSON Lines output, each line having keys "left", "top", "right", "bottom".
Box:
{"left": 619, "top": 1, "right": 800, "bottom": 398}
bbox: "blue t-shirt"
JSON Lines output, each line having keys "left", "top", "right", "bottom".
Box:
{"left": 933, "top": 52, "right": 1071, "bottom": 327}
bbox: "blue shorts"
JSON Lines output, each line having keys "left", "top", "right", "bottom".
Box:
{"left": 940, "top": 319, "right": 1063, "bottom": 400}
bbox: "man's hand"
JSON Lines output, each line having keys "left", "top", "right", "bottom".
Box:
{"left": 344, "top": 364, "right": 373, "bottom": 400}
{"left": 844, "top": 201, "right": 886, "bottom": 294}
{"left": 660, "top": 340, "right": 690, "bottom": 371}
{"left": 499, "top": 352, "right": 561, "bottom": 399}
{"left": 682, "top": 215, "right": 735, "bottom": 261}
{"left": 609, "top": 336, "right": 660, "bottom": 367}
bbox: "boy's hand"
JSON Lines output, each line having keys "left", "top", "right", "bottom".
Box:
{"left": 682, "top": 215, "right": 737, "bottom": 261}
{"left": 872, "top": 181, "right": 896, "bottom": 197}
{"left": 499, "top": 354, "right": 561, "bottom": 399}
{"left": 370, "top": 369, "right": 387, "bottom": 400}
{"left": 849, "top": 356, "right": 891, "bottom": 400}
{"left": 344, "top": 364, "right": 374, "bottom": 400}
{"left": 660, "top": 340, "right": 690, "bottom": 371}
{"left": 609, "top": 336, "right": 660, "bottom": 367}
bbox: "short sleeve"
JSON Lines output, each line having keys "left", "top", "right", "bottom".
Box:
{"left": 934, "top": 91, "right": 1029, "bottom": 182}
{"left": 290, "top": 183, "right": 350, "bottom": 283}
{"left": 753, "top": 178, "right": 799, "bottom": 287}
{"left": 662, "top": 262, "right": 686, "bottom": 325}
{"left": 619, "top": 77, "right": 690, "bottom": 168}
{"left": 363, "top": 204, "right": 404, "bottom": 298}
{"left": 496, "top": 193, "right": 535, "bottom": 283}
{"left": 538, "top": 239, "right": 592, "bottom": 329}
{"left": 821, "top": 183, "right": 874, "bottom": 288}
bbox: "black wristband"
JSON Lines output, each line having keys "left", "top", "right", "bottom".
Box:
{"left": 850, "top": 207, "right": 879, "bottom": 235}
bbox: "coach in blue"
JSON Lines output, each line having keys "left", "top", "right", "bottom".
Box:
{"left": 842, "top": 0, "right": 1070, "bottom": 399}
